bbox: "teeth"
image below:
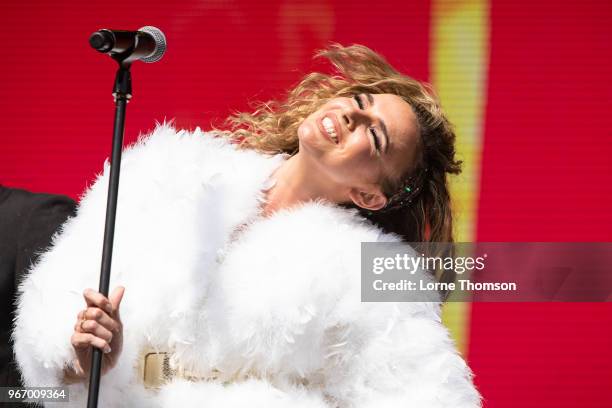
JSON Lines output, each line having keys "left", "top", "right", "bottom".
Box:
{"left": 322, "top": 117, "right": 338, "bottom": 143}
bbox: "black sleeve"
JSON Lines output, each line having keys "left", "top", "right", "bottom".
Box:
{"left": 0, "top": 185, "right": 77, "bottom": 392}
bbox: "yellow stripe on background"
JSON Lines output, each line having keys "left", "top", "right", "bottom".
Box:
{"left": 430, "top": 0, "right": 489, "bottom": 355}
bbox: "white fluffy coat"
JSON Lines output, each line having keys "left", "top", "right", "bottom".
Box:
{"left": 13, "top": 125, "right": 481, "bottom": 407}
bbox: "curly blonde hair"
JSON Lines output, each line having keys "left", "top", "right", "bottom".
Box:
{"left": 216, "top": 43, "right": 462, "bottom": 244}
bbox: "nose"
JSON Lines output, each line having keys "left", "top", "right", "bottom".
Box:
{"left": 342, "top": 107, "right": 371, "bottom": 133}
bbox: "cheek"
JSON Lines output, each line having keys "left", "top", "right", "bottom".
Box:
{"left": 346, "top": 132, "right": 376, "bottom": 163}
{"left": 333, "top": 140, "right": 383, "bottom": 183}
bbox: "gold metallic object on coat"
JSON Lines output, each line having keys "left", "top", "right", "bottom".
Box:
{"left": 137, "top": 347, "right": 221, "bottom": 389}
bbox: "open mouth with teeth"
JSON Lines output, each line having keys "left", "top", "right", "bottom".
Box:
{"left": 322, "top": 117, "right": 338, "bottom": 144}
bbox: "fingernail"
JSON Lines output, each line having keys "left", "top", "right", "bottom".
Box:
{"left": 105, "top": 304, "right": 113, "bottom": 314}
{"left": 104, "top": 346, "right": 112, "bottom": 354}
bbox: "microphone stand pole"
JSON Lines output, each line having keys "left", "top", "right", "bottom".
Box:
{"left": 86, "top": 59, "right": 132, "bottom": 408}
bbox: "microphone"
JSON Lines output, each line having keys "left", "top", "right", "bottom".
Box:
{"left": 89, "top": 26, "right": 166, "bottom": 63}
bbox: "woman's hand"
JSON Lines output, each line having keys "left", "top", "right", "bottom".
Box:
{"left": 64, "top": 286, "right": 125, "bottom": 383}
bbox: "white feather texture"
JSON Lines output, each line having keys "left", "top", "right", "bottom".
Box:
{"left": 13, "top": 124, "right": 481, "bottom": 407}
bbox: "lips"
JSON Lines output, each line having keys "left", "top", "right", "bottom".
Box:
{"left": 317, "top": 113, "right": 341, "bottom": 144}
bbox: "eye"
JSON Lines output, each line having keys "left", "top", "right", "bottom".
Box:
{"left": 354, "top": 93, "right": 381, "bottom": 154}
{"left": 353, "top": 94, "right": 365, "bottom": 109}
{"left": 370, "top": 127, "right": 381, "bottom": 153}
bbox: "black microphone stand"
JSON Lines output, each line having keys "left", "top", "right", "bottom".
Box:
{"left": 86, "top": 53, "right": 134, "bottom": 408}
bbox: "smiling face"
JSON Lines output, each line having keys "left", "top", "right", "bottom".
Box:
{"left": 296, "top": 92, "right": 420, "bottom": 209}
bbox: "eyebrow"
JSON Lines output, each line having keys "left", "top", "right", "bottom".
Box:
{"left": 366, "top": 93, "right": 390, "bottom": 154}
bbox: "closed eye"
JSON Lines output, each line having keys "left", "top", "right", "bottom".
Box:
{"left": 353, "top": 94, "right": 365, "bottom": 109}
{"left": 354, "top": 94, "right": 381, "bottom": 154}
{"left": 370, "top": 128, "right": 381, "bottom": 153}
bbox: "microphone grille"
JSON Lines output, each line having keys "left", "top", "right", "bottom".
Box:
{"left": 138, "top": 26, "right": 167, "bottom": 63}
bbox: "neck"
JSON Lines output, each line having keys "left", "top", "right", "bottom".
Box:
{"left": 262, "top": 152, "right": 349, "bottom": 217}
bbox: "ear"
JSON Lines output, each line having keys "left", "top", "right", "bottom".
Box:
{"left": 348, "top": 186, "right": 387, "bottom": 211}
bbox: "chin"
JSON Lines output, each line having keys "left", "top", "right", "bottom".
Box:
{"left": 297, "top": 121, "right": 324, "bottom": 157}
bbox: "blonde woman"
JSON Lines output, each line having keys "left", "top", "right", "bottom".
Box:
{"left": 14, "top": 44, "right": 480, "bottom": 407}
